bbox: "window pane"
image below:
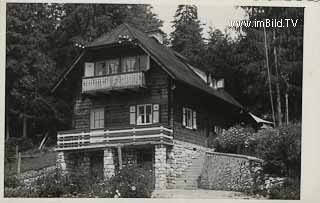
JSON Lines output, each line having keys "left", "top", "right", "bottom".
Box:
{"left": 84, "top": 63, "right": 95, "bottom": 77}
{"left": 146, "top": 105, "right": 152, "bottom": 123}
{"left": 121, "top": 56, "right": 138, "bottom": 72}
{"left": 91, "top": 108, "right": 104, "bottom": 129}
{"left": 139, "top": 106, "right": 145, "bottom": 115}
{"left": 139, "top": 55, "right": 149, "bottom": 71}
{"left": 186, "top": 109, "right": 192, "bottom": 128}
{"left": 95, "top": 62, "right": 106, "bottom": 76}
{"left": 106, "top": 59, "right": 119, "bottom": 74}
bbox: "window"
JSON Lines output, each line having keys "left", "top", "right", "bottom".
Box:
{"left": 84, "top": 63, "right": 95, "bottom": 77}
{"left": 95, "top": 61, "right": 106, "bottom": 76}
{"left": 182, "top": 107, "right": 197, "bottom": 129}
{"left": 90, "top": 108, "right": 104, "bottom": 129}
{"left": 131, "top": 104, "right": 159, "bottom": 125}
{"left": 106, "top": 59, "right": 119, "bottom": 74}
{"left": 95, "top": 59, "right": 119, "bottom": 76}
{"left": 121, "top": 56, "right": 139, "bottom": 72}
{"left": 137, "top": 104, "right": 152, "bottom": 125}
{"left": 214, "top": 126, "right": 223, "bottom": 135}
{"left": 85, "top": 55, "right": 149, "bottom": 77}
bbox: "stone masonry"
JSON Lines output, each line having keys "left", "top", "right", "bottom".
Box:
{"left": 199, "top": 152, "right": 263, "bottom": 192}
{"left": 103, "top": 148, "right": 115, "bottom": 179}
{"left": 155, "top": 144, "right": 167, "bottom": 189}
{"left": 166, "top": 140, "right": 214, "bottom": 189}
{"left": 56, "top": 152, "right": 67, "bottom": 175}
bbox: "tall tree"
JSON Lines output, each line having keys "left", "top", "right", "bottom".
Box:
{"left": 6, "top": 3, "right": 62, "bottom": 139}
{"left": 235, "top": 7, "right": 303, "bottom": 123}
{"left": 170, "top": 5, "right": 205, "bottom": 68}
{"left": 6, "top": 3, "right": 164, "bottom": 142}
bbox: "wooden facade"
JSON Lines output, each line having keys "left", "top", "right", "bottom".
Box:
{"left": 52, "top": 24, "right": 246, "bottom": 189}
{"left": 56, "top": 47, "right": 241, "bottom": 150}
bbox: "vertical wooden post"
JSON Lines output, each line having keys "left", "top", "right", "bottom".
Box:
{"left": 263, "top": 26, "right": 276, "bottom": 126}
{"left": 16, "top": 145, "right": 21, "bottom": 176}
{"left": 17, "top": 152, "right": 21, "bottom": 176}
{"left": 285, "top": 92, "right": 289, "bottom": 124}
{"left": 273, "top": 29, "right": 282, "bottom": 126}
{"left": 117, "top": 146, "right": 122, "bottom": 169}
{"left": 23, "top": 115, "right": 27, "bottom": 138}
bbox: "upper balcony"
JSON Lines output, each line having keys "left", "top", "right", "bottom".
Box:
{"left": 82, "top": 71, "right": 146, "bottom": 94}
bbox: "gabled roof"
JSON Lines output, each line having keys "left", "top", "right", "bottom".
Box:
{"left": 249, "top": 113, "right": 274, "bottom": 125}
{"left": 52, "top": 23, "right": 244, "bottom": 109}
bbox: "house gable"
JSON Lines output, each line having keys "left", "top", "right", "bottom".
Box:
{"left": 51, "top": 23, "right": 243, "bottom": 110}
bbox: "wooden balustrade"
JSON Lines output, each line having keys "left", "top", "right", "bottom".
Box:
{"left": 82, "top": 72, "right": 145, "bottom": 93}
{"left": 56, "top": 126, "right": 173, "bottom": 151}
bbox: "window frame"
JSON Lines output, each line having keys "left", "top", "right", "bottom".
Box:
{"left": 184, "top": 107, "right": 193, "bottom": 129}
{"left": 90, "top": 107, "right": 105, "bottom": 129}
{"left": 136, "top": 104, "right": 153, "bottom": 125}
{"left": 183, "top": 107, "right": 197, "bottom": 130}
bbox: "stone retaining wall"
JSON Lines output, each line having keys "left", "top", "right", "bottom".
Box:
{"left": 166, "top": 140, "right": 214, "bottom": 189}
{"left": 199, "top": 152, "right": 263, "bottom": 192}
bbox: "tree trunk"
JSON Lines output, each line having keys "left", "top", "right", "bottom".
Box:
{"left": 22, "top": 115, "right": 27, "bottom": 138}
{"left": 273, "top": 29, "right": 282, "bottom": 126}
{"left": 263, "top": 26, "right": 275, "bottom": 125}
{"left": 285, "top": 92, "right": 289, "bottom": 124}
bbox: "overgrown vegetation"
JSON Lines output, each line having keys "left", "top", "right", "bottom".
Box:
{"left": 4, "top": 164, "right": 155, "bottom": 198}
{"left": 214, "top": 123, "right": 301, "bottom": 199}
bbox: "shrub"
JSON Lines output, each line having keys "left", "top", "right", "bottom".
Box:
{"left": 36, "top": 170, "right": 76, "bottom": 197}
{"left": 108, "top": 164, "right": 155, "bottom": 198}
{"left": 215, "top": 125, "right": 255, "bottom": 154}
{"left": 268, "top": 177, "right": 300, "bottom": 200}
{"left": 252, "top": 123, "right": 301, "bottom": 177}
{"left": 4, "top": 175, "right": 21, "bottom": 188}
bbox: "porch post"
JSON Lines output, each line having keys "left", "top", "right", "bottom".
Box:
{"left": 56, "top": 152, "right": 68, "bottom": 175}
{"left": 154, "top": 144, "right": 167, "bottom": 189}
{"left": 117, "top": 146, "right": 122, "bottom": 169}
{"left": 103, "top": 148, "right": 115, "bottom": 180}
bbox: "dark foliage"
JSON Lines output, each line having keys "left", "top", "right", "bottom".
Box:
{"left": 268, "top": 177, "right": 300, "bottom": 200}
{"left": 108, "top": 164, "right": 155, "bottom": 198}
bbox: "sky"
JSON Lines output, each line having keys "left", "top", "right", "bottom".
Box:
{"left": 151, "top": 5, "right": 247, "bottom": 39}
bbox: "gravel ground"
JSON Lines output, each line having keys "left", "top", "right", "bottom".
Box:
{"left": 152, "top": 189, "right": 266, "bottom": 199}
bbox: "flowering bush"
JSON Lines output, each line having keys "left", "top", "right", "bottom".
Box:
{"left": 108, "top": 164, "right": 155, "bottom": 198}
{"left": 215, "top": 125, "right": 255, "bottom": 154}
{"left": 4, "top": 165, "right": 154, "bottom": 198}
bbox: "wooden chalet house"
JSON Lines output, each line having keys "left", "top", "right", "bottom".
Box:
{"left": 52, "top": 24, "right": 245, "bottom": 189}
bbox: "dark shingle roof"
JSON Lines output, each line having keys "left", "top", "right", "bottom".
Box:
{"left": 54, "top": 24, "right": 243, "bottom": 109}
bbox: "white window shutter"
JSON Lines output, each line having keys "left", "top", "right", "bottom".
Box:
{"left": 153, "top": 104, "right": 159, "bottom": 123}
{"left": 130, "top": 106, "right": 136, "bottom": 125}
{"left": 182, "top": 107, "right": 186, "bottom": 126}
{"left": 84, "top": 62, "right": 95, "bottom": 77}
{"left": 193, "top": 111, "right": 197, "bottom": 129}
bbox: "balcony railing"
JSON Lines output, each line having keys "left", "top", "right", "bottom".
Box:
{"left": 82, "top": 72, "right": 146, "bottom": 93}
{"left": 56, "top": 126, "right": 173, "bottom": 151}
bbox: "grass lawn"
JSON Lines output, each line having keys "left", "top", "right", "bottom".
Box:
{"left": 4, "top": 149, "right": 57, "bottom": 176}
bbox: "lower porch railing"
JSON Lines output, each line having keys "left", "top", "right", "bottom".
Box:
{"left": 56, "top": 126, "right": 173, "bottom": 151}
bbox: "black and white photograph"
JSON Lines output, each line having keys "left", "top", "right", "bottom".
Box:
{"left": 3, "top": 0, "right": 313, "bottom": 200}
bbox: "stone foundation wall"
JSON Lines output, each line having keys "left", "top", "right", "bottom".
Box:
{"left": 56, "top": 151, "right": 104, "bottom": 181}
{"left": 166, "top": 140, "right": 214, "bottom": 189}
{"left": 155, "top": 144, "right": 167, "bottom": 189}
{"left": 199, "top": 152, "right": 263, "bottom": 192}
{"left": 103, "top": 149, "right": 115, "bottom": 179}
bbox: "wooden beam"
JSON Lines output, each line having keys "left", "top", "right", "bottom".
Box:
{"left": 117, "top": 146, "right": 122, "bottom": 169}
